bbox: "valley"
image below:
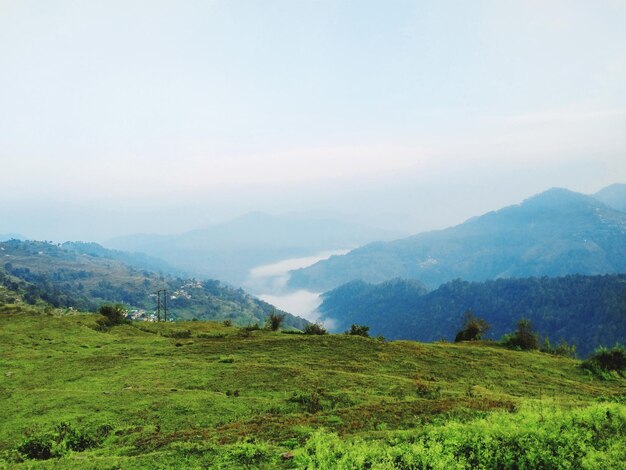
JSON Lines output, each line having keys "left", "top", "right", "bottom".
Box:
{"left": 1, "top": 184, "right": 625, "bottom": 468}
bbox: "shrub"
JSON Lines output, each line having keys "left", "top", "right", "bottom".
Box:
{"left": 266, "top": 311, "right": 285, "bottom": 331}
{"left": 294, "top": 404, "right": 626, "bottom": 469}
{"left": 303, "top": 323, "right": 327, "bottom": 335}
{"left": 165, "top": 329, "right": 192, "bottom": 339}
{"left": 15, "top": 422, "right": 110, "bottom": 461}
{"left": 96, "top": 304, "right": 129, "bottom": 329}
{"left": 16, "top": 433, "right": 56, "bottom": 460}
{"left": 222, "top": 319, "right": 232, "bottom": 327}
{"left": 226, "top": 442, "right": 272, "bottom": 467}
{"left": 502, "top": 318, "right": 539, "bottom": 350}
{"left": 345, "top": 324, "right": 369, "bottom": 337}
{"left": 541, "top": 337, "right": 577, "bottom": 358}
{"left": 455, "top": 310, "right": 490, "bottom": 342}
{"left": 583, "top": 345, "right": 626, "bottom": 376}
{"left": 415, "top": 381, "right": 441, "bottom": 399}
{"left": 197, "top": 332, "right": 226, "bottom": 339}
{"left": 237, "top": 323, "right": 261, "bottom": 338}
{"left": 287, "top": 389, "right": 325, "bottom": 413}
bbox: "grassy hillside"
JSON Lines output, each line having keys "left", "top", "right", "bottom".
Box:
{"left": 319, "top": 275, "right": 626, "bottom": 357}
{"left": 1, "top": 300, "right": 625, "bottom": 468}
{"left": 0, "top": 239, "right": 307, "bottom": 329}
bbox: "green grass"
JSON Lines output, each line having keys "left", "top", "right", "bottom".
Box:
{"left": 1, "top": 305, "right": 625, "bottom": 468}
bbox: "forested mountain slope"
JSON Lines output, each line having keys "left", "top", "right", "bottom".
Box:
{"left": 0, "top": 239, "right": 307, "bottom": 329}
{"left": 319, "top": 274, "right": 626, "bottom": 356}
{"left": 290, "top": 188, "right": 626, "bottom": 291}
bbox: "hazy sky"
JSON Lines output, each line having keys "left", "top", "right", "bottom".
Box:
{"left": 1, "top": 0, "right": 625, "bottom": 241}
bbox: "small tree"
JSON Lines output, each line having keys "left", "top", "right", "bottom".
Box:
{"left": 266, "top": 311, "right": 285, "bottom": 331}
{"left": 345, "top": 324, "right": 369, "bottom": 337}
{"left": 455, "top": 310, "right": 490, "bottom": 342}
{"left": 503, "top": 318, "right": 539, "bottom": 350}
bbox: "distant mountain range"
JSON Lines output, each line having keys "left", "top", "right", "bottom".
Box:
{"left": 593, "top": 183, "right": 626, "bottom": 212}
{"left": 289, "top": 186, "right": 626, "bottom": 292}
{"left": 318, "top": 275, "right": 626, "bottom": 357}
{"left": 105, "top": 212, "right": 405, "bottom": 288}
{"left": 0, "top": 233, "right": 27, "bottom": 241}
{"left": 0, "top": 239, "right": 308, "bottom": 329}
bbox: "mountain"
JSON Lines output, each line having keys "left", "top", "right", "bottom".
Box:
{"left": 61, "top": 241, "right": 185, "bottom": 276}
{"left": 0, "top": 239, "right": 308, "bottom": 329}
{"left": 104, "top": 212, "right": 405, "bottom": 288}
{"left": 289, "top": 188, "right": 626, "bottom": 292}
{"left": 319, "top": 274, "right": 626, "bottom": 357}
{"left": 592, "top": 183, "right": 626, "bottom": 212}
{"left": 0, "top": 233, "right": 27, "bottom": 241}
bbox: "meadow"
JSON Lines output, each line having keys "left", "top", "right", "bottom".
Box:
{"left": 1, "top": 301, "right": 625, "bottom": 468}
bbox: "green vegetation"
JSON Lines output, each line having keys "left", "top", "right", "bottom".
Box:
{"left": 303, "top": 322, "right": 327, "bottom": 335}
{"left": 319, "top": 274, "right": 626, "bottom": 356}
{"left": 96, "top": 303, "right": 130, "bottom": 330}
{"left": 1, "top": 295, "right": 625, "bottom": 468}
{"left": 345, "top": 324, "right": 370, "bottom": 337}
{"left": 295, "top": 405, "right": 626, "bottom": 469}
{"left": 266, "top": 311, "right": 285, "bottom": 331}
{"left": 454, "top": 311, "right": 490, "bottom": 342}
{"left": 540, "top": 337, "right": 577, "bottom": 358}
{"left": 0, "top": 239, "right": 308, "bottom": 329}
{"left": 502, "top": 318, "right": 539, "bottom": 351}
{"left": 583, "top": 345, "right": 626, "bottom": 378}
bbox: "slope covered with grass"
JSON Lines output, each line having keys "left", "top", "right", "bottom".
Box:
{"left": 1, "top": 301, "right": 625, "bottom": 468}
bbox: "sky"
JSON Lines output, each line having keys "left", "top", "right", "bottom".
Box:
{"left": 1, "top": 0, "right": 625, "bottom": 241}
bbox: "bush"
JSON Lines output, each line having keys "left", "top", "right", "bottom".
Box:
{"left": 345, "top": 324, "right": 369, "bottom": 337}
{"left": 303, "top": 323, "right": 327, "bottom": 335}
{"left": 455, "top": 311, "right": 490, "bottom": 342}
{"left": 287, "top": 389, "right": 325, "bottom": 413}
{"left": 266, "top": 311, "right": 285, "bottom": 331}
{"left": 95, "top": 304, "right": 129, "bottom": 330}
{"left": 583, "top": 345, "right": 626, "bottom": 376}
{"left": 15, "top": 422, "right": 110, "bottom": 460}
{"left": 16, "top": 433, "right": 56, "bottom": 460}
{"left": 293, "top": 404, "right": 626, "bottom": 469}
{"left": 165, "top": 329, "right": 192, "bottom": 339}
{"left": 541, "top": 337, "right": 577, "bottom": 358}
{"left": 222, "top": 319, "right": 232, "bottom": 327}
{"left": 502, "top": 318, "right": 539, "bottom": 350}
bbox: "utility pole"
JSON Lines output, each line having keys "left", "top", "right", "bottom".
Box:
{"left": 157, "top": 290, "right": 161, "bottom": 322}
{"left": 163, "top": 289, "right": 167, "bottom": 322}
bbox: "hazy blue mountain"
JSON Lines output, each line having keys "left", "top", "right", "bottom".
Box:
{"left": 319, "top": 275, "right": 626, "bottom": 357}
{"left": 592, "top": 183, "right": 626, "bottom": 212}
{"left": 0, "top": 233, "right": 27, "bottom": 241}
{"left": 61, "top": 241, "right": 184, "bottom": 276}
{"left": 0, "top": 239, "right": 308, "bottom": 329}
{"left": 105, "top": 212, "right": 405, "bottom": 287}
{"left": 289, "top": 188, "right": 626, "bottom": 291}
